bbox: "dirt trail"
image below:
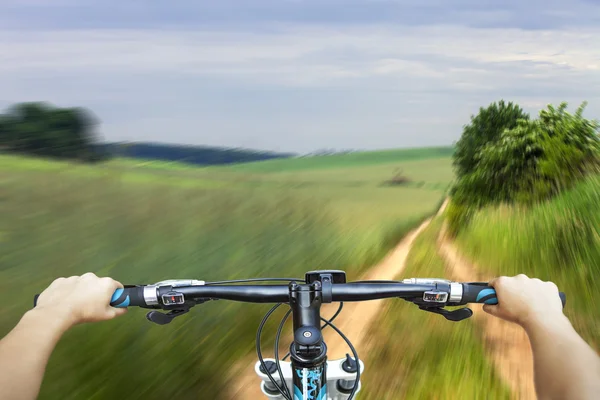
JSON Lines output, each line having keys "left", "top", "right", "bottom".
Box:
{"left": 437, "top": 224, "right": 536, "bottom": 400}
{"left": 225, "top": 200, "right": 448, "bottom": 399}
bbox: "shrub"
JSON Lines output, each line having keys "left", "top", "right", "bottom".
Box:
{"left": 454, "top": 100, "right": 529, "bottom": 178}
{"left": 383, "top": 168, "right": 411, "bottom": 186}
{"left": 446, "top": 201, "right": 473, "bottom": 236}
{"left": 453, "top": 102, "right": 600, "bottom": 209}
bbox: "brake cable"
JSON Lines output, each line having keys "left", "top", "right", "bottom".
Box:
{"left": 206, "top": 278, "right": 305, "bottom": 285}
{"left": 275, "top": 308, "right": 292, "bottom": 399}
{"left": 258, "top": 302, "right": 359, "bottom": 400}
{"left": 256, "top": 303, "right": 292, "bottom": 400}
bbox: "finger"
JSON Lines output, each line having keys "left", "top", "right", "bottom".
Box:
{"left": 106, "top": 307, "right": 128, "bottom": 319}
{"left": 113, "top": 279, "right": 124, "bottom": 289}
{"left": 81, "top": 272, "right": 98, "bottom": 280}
{"left": 483, "top": 304, "right": 498, "bottom": 316}
{"left": 488, "top": 277, "right": 499, "bottom": 287}
{"left": 49, "top": 277, "right": 66, "bottom": 287}
{"left": 100, "top": 277, "right": 123, "bottom": 294}
{"left": 111, "top": 308, "right": 128, "bottom": 318}
{"left": 488, "top": 276, "right": 505, "bottom": 287}
{"left": 545, "top": 281, "right": 559, "bottom": 291}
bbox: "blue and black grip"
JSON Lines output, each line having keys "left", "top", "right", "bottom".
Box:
{"left": 462, "top": 282, "right": 566, "bottom": 307}
{"left": 110, "top": 286, "right": 147, "bottom": 308}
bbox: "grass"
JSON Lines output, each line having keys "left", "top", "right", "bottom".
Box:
{"left": 360, "top": 219, "right": 511, "bottom": 399}
{"left": 219, "top": 146, "right": 454, "bottom": 173}
{"left": 454, "top": 173, "right": 600, "bottom": 348}
{"left": 0, "top": 149, "right": 453, "bottom": 399}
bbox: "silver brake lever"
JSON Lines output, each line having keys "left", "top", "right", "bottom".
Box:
{"left": 402, "top": 278, "right": 452, "bottom": 285}
{"left": 153, "top": 279, "right": 206, "bottom": 287}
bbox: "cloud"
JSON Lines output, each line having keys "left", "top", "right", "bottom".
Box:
{"left": 0, "top": 1, "right": 599, "bottom": 151}
{"left": 1, "top": 25, "right": 598, "bottom": 88}
{"left": 1, "top": 0, "right": 600, "bottom": 30}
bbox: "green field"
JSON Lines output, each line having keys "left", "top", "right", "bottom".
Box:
{"left": 361, "top": 219, "right": 510, "bottom": 400}
{"left": 0, "top": 148, "right": 453, "bottom": 399}
{"left": 219, "top": 146, "right": 454, "bottom": 173}
{"left": 454, "top": 173, "right": 600, "bottom": 349}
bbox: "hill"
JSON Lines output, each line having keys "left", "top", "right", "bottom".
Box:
{"left": 105, "top": 142, "right": 295, "bottom": 165}
{"left": 221, "top": 146, "right": 454, "bottom": 172}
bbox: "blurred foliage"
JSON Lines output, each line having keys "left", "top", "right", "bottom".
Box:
{"left": 455, "top": 172, "right": 600, "bottom": 349}
{"left": 453, "top": 100, "right": 529, "bottom": 178}
{"left": 445, "top": 201, "right": 473, "bottom": 237}
{"left": 361, "top": 219, "right": 511, "bottom": 399}
{"left": 451, "top": 101, "right": 600, "bottom": 234}
{"left": 0, "top": 102, "right": 107, "bottom": 162}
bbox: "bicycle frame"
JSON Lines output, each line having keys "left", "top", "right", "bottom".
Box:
{"left": 293, "top": 362, "right": 326, "bottom": 400}
{"left": 255, "top": 358, "right": 365, "bottom": 399}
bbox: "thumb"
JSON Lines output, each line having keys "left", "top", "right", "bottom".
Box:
{"left": 109, "top": 307, "right": 128, "bottom": 319}
{"left": 483, "top": 304, "right": 499, "bottom": 317}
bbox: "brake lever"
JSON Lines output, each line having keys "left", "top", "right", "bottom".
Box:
{"left": 146, "top": 298, "right": 214, "bottom": 325}
{"left": 418, "top": 306, "right": 473, "bottom": 322}
{"left": 147, "top": 308, "right": 190, "bottom": 325}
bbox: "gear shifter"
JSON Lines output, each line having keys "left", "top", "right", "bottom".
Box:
{"left": 419, "top": 306, "right": 473, "bottom": 322}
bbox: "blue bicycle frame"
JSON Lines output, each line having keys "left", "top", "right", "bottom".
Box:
{"left": 292, "top": 363, "right": 327, "bottom": 400}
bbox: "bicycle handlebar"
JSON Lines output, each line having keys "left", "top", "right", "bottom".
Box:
{"left": 102, "top": 281, "right": 566, "bottom": 309}
{"left": 32, "top": 278, "right": 566, "bottom": 310}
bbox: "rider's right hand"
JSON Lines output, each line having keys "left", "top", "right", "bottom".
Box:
{"left": 483, "top": 274, "right": 565, "bottom": 330}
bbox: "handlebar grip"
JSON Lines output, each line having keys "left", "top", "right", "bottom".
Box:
{"left": 32, "top": 286, "right": 147, "bottom": 309}
{"left": 462, "top": 283, "right": 566, "bottom": 307}
{"left": 110, "top": 287, "right": 147, "bottom": 308}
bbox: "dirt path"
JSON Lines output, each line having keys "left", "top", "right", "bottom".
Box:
{"left": 225, "top": 201, "right": 448, "bottom": 399}
{"left": 437, "top": 224, "right": 536, "bottom": 400}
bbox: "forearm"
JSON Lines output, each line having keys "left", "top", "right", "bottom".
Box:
{"left": 0, "top": 310, "right": 69, "bottom": 400}
{"left": 526, "top": 316, "right": 600, "bottom": 400}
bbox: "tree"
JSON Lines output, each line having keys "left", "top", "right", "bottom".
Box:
{"left": 449, "top": 101, "right": 599, "bottom": 235}
{"left": 0, "top": 102, "right": 104, "bottom": 161}
{"left": 454, "top": 100, "right": 529, "bottom": 178}
{"left": 453, "top": 102, "right": 600, "bottom": 207}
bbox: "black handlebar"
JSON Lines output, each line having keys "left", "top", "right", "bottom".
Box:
{"left": 176, "top": 283, "right": 437, "bottom": 304}
{"left": 33, "top": 280, "right": 567, "bottom": 309}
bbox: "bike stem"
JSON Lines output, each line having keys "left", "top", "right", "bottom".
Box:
{"left": 288, "top": 281, "right": 328, "bottom": 399}
{"left": 289, "top": 281, "right": 325, "bottom": 361}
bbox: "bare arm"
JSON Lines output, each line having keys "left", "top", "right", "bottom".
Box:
{"left": 0, "top": 273, "right": 127, "bottom": 400}
{"left": 484, "top": 275, "right": 600, "bottom": 400}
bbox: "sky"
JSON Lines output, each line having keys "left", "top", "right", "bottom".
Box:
{"left": 1, "top": 1, "right": 599, "bottom": 153}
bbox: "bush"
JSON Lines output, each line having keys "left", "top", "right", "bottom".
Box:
{"left": 0, "top": 102, "right": 101, "bottom": 161}
{"left": 454, "top": 100, "right": 529, "bottom": 178}
{"left": 452, "top": 102, "right": 600, "bottom": 209}
{"left": 383, "top": 168, "right": 411, "bottom": 186}
{"left": 446, "top": 201, "right": 473, "bottom": 236}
